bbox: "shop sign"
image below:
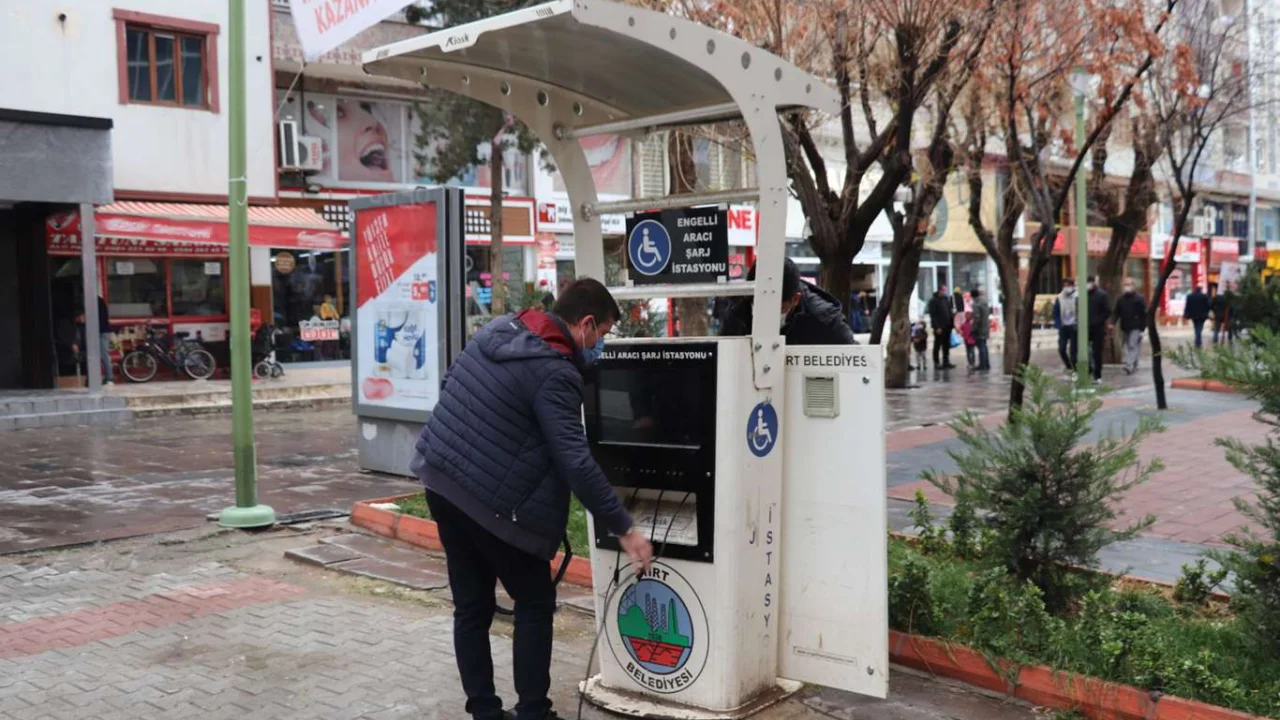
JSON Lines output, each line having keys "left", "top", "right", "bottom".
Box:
{"left": 114, "top": 260, "right": 135, "bottom": 276}
{"left": 204, "top": 262, "right": 222, "bottom": 276}
{"left": 299, "top": 319, "right": 340, "bottom": 341}
{"left": 536, "top": 199, "right": 626, "bottom": 235}
{"left": 45, "top": 209, "right": 345, "bottom": 251}
{"left": 275, "top": 251, "right": 297, "bottom": 274}
{"left": 727, "top": 206, "right": 759, "bottom": 247}
{"left": 625, "top": 206, "right": 729, "bottom": 285}
{"left": 354, "top": 202, "right": 441, "bottom": 413}
{"left": 1051, "top": 227, "right": 1111, "bottom": 255}
{"left": 1168, "top": 237, "right": 1202, "bottom": 264}
{"left": 47, "top": 228, "right": 225, "bottom": 258}
{"left": 1211, "top": 237, "right": 1242, "bottom": 262}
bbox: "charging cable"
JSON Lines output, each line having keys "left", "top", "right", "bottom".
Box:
{"left": 576, "top": 491, "right": 693, "bottom": 720}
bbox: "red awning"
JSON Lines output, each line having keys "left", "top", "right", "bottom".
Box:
{"left": 46, "top": 202, "right": 346, "bottom": 256}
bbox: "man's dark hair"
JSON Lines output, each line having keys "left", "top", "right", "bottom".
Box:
{"left": 553, "top": 278, "right": 621, "bottom": 324}
{"left": 972, "top": 287, "right": 983, "bottom": 297}
{"left": 746, "top": 258, "right": 803, "bottom": 297}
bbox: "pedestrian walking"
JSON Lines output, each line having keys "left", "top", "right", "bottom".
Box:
{"left": 1052, "top": 279, "right": 1079, "bottom": 372}
{"left": 1210, "top": 283, "right": 1232, "bottom": 345}
{"left": 911, "top": 320, "right": 929, "bottom": 371}
{"left": 1184, "top": 285, "right": 1211, "bottom": 348}
{"left": 1087, "top": 276, "right": 1111, "bottom": 383}
{"left": 926, "top": 287, "right": 956, "bottom": 370}
{"left": 411, "top": 278, "right": 653, "bottom": 720}
{"left": 1114, "top": 279, "right": 1147, "bottom": 374}
{"left": 971, "top": 287, "right": 992, "bottom": 371}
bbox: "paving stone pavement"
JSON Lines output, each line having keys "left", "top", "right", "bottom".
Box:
{"left": 0, "top": 528, "right": 1041, "bottom": 720}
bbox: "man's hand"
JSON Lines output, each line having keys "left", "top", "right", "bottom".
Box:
{"left": 618, "top": 529, "right": 654, "bottom": 573}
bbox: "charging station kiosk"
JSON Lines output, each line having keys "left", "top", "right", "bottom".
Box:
{"left": 364, "top": 2, "right": 888, "bottom": 717}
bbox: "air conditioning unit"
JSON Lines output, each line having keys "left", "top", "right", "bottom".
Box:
{"left": 297, "top": 136, "right": 324, "bottom": 172}
{"left": 278, "top": 121, "right": 300, "bottom": 169}
{"left": 1192, "top": 216, "right": 1212, "bottom": 236}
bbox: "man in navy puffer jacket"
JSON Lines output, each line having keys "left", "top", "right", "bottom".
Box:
{"left": 412, "top": 278, "right": 652, "bottom": 720}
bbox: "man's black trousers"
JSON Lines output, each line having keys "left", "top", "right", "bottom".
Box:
{"left": 426, "top": 491, "right": 556, "bottom": 720}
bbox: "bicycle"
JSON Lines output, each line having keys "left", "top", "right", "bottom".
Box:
{"left": 120, "top": 326, "right": 217, "bottom": 382}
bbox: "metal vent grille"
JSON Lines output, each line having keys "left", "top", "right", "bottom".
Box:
{"left": 803, "top": 375, "right": 839, "bottom": 418}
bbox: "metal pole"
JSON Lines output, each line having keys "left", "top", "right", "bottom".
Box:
{"left": 219, "top": 0, "right": 274, "bottom": 529}
{"left": 79, "top": 203, "right": 101, "bottom": 393}
{"left": 1074, "top": 89, "right": 1090, "bottom": 385}
{"left": 1246, "top": 0, "right": 1258, "bottom": 260}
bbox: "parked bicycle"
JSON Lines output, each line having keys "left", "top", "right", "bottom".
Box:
{"left": 120, "top": 326, "right": 216, "bottom": 382}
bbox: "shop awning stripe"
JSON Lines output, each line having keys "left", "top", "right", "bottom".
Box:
{"left": 98, "top": 202, "right": 340, "bottom": 230}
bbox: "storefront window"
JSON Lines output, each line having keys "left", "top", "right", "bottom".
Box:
{"left": 953, "top": 254, "right": 988, "bottom": 296}
{"left": 464, "top": 246, "right": 527, "bottom": 336}
{"left": 107, "top": 258, "right": 167, "bottom": 318}
{"left": 171, "top": 259, "right": 226, "bottom": 316}
{"left": 1033, "top": 257, "right": 1065, "bottom": 296}
{"left": 271, "top": 249, "right": 349, "bottom": 362}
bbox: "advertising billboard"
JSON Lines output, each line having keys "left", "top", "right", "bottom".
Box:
{"left": 350, "top": 188, "right": 463, "bottom": 424}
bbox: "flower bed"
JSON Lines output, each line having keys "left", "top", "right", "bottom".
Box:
{"left": 349, "top": 493, "right": 594, "bottom": 588}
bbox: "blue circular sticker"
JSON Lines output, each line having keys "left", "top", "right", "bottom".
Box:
{"left": 746, "top": 402, "right": 778, "bottom": 457}
{"left": 628, "top": 219, "right": 672, "bottom": 276}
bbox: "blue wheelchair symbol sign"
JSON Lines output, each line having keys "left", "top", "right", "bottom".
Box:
{"left": 746, "top": 402, "right": 778, "bottom": 458}
{"left": 628, "top": 219, "right": 672, "bottom": 276}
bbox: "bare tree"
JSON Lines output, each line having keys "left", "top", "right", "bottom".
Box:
{"left": 964, "top": 0, "right": 1177, "bottom": 412}
{"left": 1146, "top": 0, "right": 1260, "bottom": 409}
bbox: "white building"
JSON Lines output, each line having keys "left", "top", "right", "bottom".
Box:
{"left": 0, "top": 0, "right": 348, "bottom": 391}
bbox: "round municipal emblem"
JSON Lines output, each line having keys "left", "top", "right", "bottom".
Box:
{"left": 606, "top": 561, "right": 709, "bottom": 694}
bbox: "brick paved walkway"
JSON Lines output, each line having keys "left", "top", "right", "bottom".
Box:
{"left": 888, "top": 388, "right": 1266, "bottom": 547}
{"left": 0, "top": 528, "right": 1039, "bottom": 720}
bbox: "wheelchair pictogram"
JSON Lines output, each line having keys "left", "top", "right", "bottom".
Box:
{"left": 628, "top": 219, "right": 672, "bottom": 276}
{"left": 746, "top": 402, "right": 778, "bottom": 457}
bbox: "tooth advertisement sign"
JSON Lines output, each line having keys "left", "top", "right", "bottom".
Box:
{"left": 354, "top": 201, "right": 440, "bottom": 414}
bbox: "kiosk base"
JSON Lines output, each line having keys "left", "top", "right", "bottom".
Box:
{"left": 580, "top": 676, "right": 802, "bottom": 719}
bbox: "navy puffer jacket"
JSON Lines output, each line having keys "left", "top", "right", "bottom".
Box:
{"left": 411, "top": 310, "right": 633, "bottom": 560}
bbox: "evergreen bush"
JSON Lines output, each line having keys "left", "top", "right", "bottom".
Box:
{"left": 924, "top": 366, "right": 1164, "bottom": 611}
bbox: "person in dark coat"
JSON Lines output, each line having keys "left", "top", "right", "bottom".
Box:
{"left": 412, "top": 278, "right": 652, "bottom": 720}
{"left": 926, "top": 287, "right": 957, "bottom": 369}
{"left": 847, "top": 290, "right": 870, "bottom": 334}
{"left": 1113, "top": 279, "right": 1147, "bottom": 374}
{"left": 1087, "top": 276, "right": 1111, "bottom": 382}
{"left": 1183, "top": 285, "right": 1211, "bottom": 348}
{"left": 970, "top": 287, "right": 992, "bottom": 371}
{"left": 720, "top": 259, "right": 857, "bottom": 345}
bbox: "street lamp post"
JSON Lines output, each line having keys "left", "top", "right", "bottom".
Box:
{"left": 1071, "top": 68, "right": 1090, "bottom": 385}
{"left": 218, "top": 0, "right": 274, "bottom": 529}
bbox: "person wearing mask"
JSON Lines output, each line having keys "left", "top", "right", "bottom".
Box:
{"left": 1113, "top": 279, "right": 1147, "bottom": 374}
{"left": 1087, "top": 276, "right": 1111, "bottom": 383}
{"left": 971, "top": 287, "right": 992, "bottom": 372}
{"left": 1052, "top": 279, "right": 1079, "bottom": 373}
{"left": 1183, "top": 284, "right": 1211, "bottom": 348}
{"left": 412, "top": 279, "right": 653, "bottom": 720}
{"left": 926, "top": 287, "right": 957, "bottom": 370}
{"left": 720, "top": 259, "right": 857, "bottom": 345}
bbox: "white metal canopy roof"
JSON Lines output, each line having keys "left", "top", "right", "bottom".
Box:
{"left": 365, "top": 0, "right": 836, "bottom": 126}
{"left": 363, "top": 0, "right": 840, "bottom": 390}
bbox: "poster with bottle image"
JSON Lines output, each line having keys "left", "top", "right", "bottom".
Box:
{"left": 353, "top": 200, "right": 441, "bottom": 414}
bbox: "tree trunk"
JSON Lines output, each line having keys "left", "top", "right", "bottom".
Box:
{"left": 885, "top": 287, "right": 914, "bottom": 388}
{"left": 1098, "top": 226, "right": 1138, "bottom": 364}
{"left": 819, "top": 248, "right": 856, "bottom": 321}
{"left": 994, "top": 255, "right": 1021, "bottom": 375}
{"left": 1007, "top": 258, "right": 1041, "bottom": 414}
{"left": 489, "top": 144, "right": 506, "bottom": 315}
{"left": 1148, "top": 246, "right": 1181, "bottom": 411}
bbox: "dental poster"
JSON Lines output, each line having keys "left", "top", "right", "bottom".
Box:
{"left": 355, "top": 201, "right": 440, "bottom": 413}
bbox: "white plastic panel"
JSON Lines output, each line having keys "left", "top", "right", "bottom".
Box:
{"left": 778, "top": 346, "right": 888, "bottom": 698}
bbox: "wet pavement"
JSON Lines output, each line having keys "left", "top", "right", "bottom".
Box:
{"left": 0, "top": 409, "right": 416, "bottom": 555}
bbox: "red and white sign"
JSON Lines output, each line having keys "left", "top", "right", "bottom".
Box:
{"left": 291, "top": 0, "right": 416, "bottom": 62}
{"left": 354, "top": 202, "right": 440, "bottom": 414}
{"left": 536, "top": 198, "right": 626, "bottom": 236}
{"left": 1210, "top": 237, "right": 1242, "bottom": 262}
{"left": 46, "top": 209, "right": 346, "bottom": 253}
{"left": 727, "top": 206, "right": 759, "bottom": 247}
{"left": 300, "top": 319, "right": 341, "bottom": 341}
{"left": 1167, "top": 237, "right": 1202, "bottom": 264}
